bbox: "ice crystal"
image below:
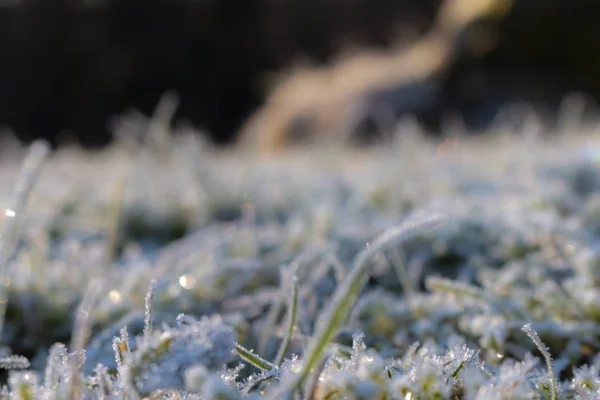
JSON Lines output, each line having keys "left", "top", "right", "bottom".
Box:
{"left": 2, "top": 121, "right": 600, "bottom": 398}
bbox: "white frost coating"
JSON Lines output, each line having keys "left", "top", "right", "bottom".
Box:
{"left": 1, "top": 130, "right": 600, "bottom": 399}
{"left": 0, "top": 140, "right": 50, "bottom": 340}
{"left": 287, "top": 212, "right": 446, "bottom": 392}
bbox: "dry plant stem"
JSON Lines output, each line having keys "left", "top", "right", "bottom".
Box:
{"left": 0, "top": 140, "right": 50, "bottom": 340}
{"left": 284, "top": 213, "right": 446, "bottom": 395}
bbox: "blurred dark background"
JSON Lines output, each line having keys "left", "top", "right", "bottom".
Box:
{"left": 1, "top": 0, "right": 600, "bottom": 148}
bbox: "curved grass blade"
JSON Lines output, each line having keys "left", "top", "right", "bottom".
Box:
{"left": 284, "top": 213, "right": 446, "bottom": 395}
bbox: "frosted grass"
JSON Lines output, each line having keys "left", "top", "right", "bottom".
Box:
{"left": 0, "top": 123, "right": 600, "bottom": 398}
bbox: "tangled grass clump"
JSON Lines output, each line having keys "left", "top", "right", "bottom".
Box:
{"left": 2, "top": 117, "right": 600, "bottom": 398}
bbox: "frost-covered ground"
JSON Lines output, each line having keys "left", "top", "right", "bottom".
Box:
{"left": 2, "top": 119, "right": 600, "bottom": 398}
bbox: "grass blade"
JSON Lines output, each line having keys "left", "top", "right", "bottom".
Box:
{"left": 274, "top": 275, "right": 299, "bottom": 366}
{"left": 0, "top": 140, "right": 50, "bottom": 340}
{"left": 284, "top": 213, "right": 445, "bottom": 394}
{"left": 234, "top": 343, "right": 276, "bottom": 372}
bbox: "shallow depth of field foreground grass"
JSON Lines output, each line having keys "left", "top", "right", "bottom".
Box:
{"left": 2, "top": 117, "right": 600, "bottom": 399}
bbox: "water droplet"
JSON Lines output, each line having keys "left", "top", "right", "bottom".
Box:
{"left": 108, "top": 290, "right": 122, "bottom": 304}
{"left": 179, "top": 274, "right": 196, "bottom": 289}
{"left": 564, "top": 244, "right": 575, "bottom": 254}
{"left": 291, "top": 363, "right": 302, "bottom": 374}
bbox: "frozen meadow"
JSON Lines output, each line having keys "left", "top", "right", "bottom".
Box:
{"left": 0, "top": 112, "right": 600, "bottom": 398}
